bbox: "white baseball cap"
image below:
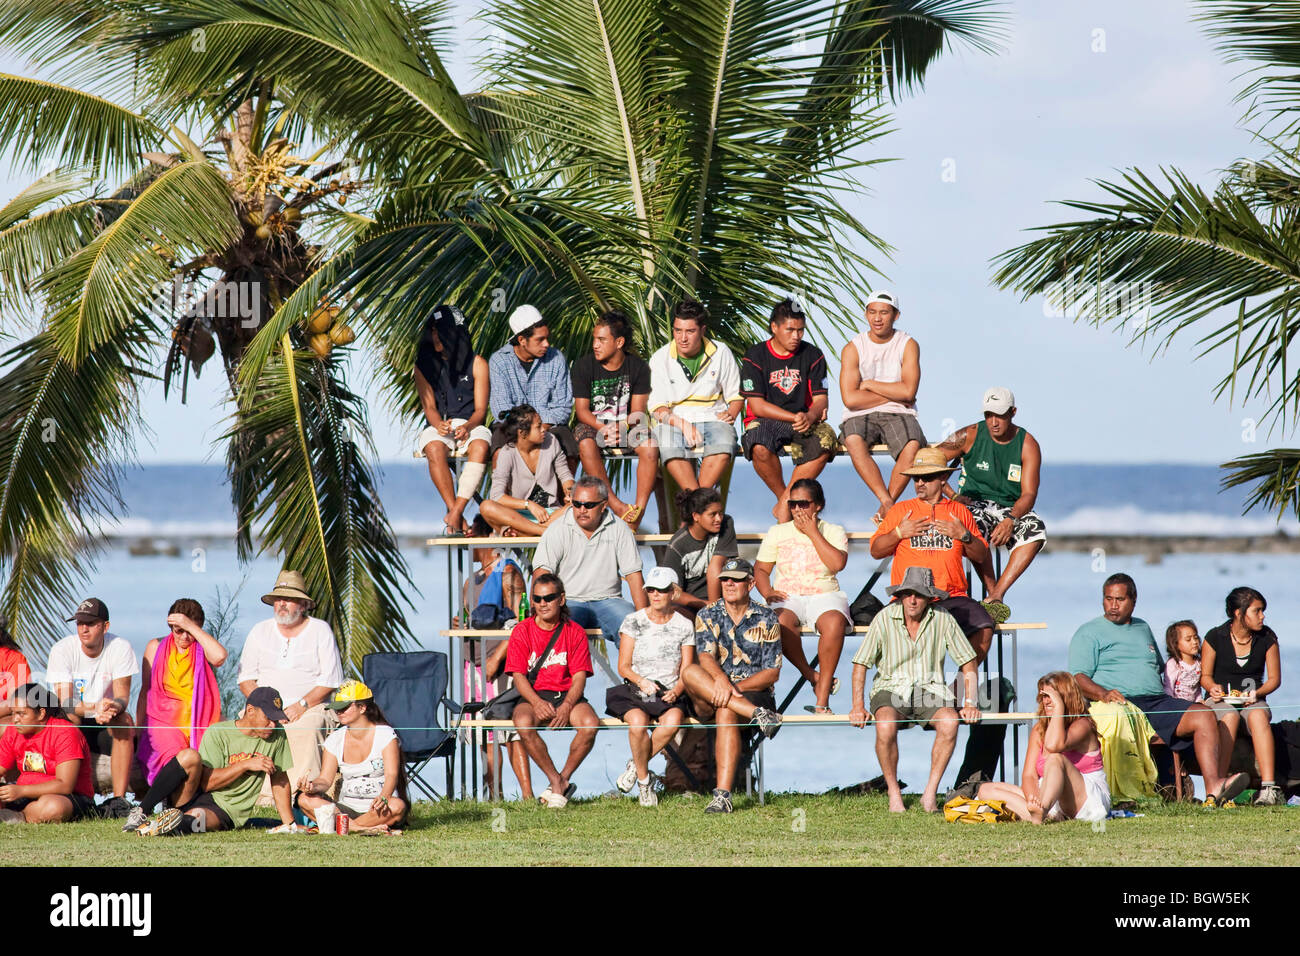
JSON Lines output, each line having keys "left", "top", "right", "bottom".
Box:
{"left": 865, "top": 290, "right": 900, "bottom": 311}
{"left": 508, "top": 304, "right": 545, "bottom": 336}
{"left": 982, "top": 386, "right": 1015, "bottom": 415}
{"left": 644, "top": 566, "right": 679, "bottom": 590}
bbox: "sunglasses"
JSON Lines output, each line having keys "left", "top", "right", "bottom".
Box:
{"left": 720, "top": 576, "right": 750, "bottom": 583}
{"left": 532, "top": 592, "right": 562, "bottom": 603}
{"left": 645, "top": 586, "right": 672, "bottom": 594}
{"left": 571, "top": 500, "right": 604, "bottom": 510}
{"left": 788, "top": 499, "right": 815, "bottom": 509}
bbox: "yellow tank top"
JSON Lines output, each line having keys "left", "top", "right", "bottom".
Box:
{"left": 162, "top": 642, "right": 196, "bottom": 742}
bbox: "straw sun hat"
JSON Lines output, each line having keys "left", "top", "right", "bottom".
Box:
{"left": 261, "top": 570, "right": 315, "bottom": 609}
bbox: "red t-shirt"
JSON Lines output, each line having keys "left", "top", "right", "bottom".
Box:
{"left": 505, "top": 618, "right": 593, "bottom": 693}
{"left": 0, "top": 647, "right": 30, "bottom": 701}
{"left": 872, "top": 498, "right": 985, "bottom": 597}
{"left": 0, "top": 718, "right": 94, "bottom": 796}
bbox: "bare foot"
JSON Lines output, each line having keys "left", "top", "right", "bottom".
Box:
{"left": 921, "top": 792, "right": 939, "bottom": 813}
{"left": 887, "top": 792, "right": 906, "bottom": 813}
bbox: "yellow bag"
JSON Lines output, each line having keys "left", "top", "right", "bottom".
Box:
{"left": 942, "top": 796, "right": 1019, "bottom": 823}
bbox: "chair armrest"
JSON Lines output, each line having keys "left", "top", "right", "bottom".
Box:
{"left": 441, "top": 697, "right": 463, "bottom": 716}
{"left": 459, "top": 701, "right": 484, "bottom": 715}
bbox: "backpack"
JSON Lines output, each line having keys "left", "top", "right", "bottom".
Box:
{"left": 849, "top": 584, "right": 884, "bottom": 627}
{"left": 470, "top": 557, "right": 521, "bottom": 629}
{"left": 942, "top": 796, "right": 1019, "bottom": 824}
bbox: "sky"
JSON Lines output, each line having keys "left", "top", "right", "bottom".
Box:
{"left": 0, "top": 0, "right": 1287, "bottom": 465}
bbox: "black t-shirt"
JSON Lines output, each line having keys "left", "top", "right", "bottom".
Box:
{"left": 663, "top": 516, "right": 739, "bottom": 600}
{"left": 1203, "top": 622, "right": 1278, "bottom": 693}
{"left": 740, "top": 340, "right": 827, "bottom": 425}
{"left": 570, "top": 352, "right": 651, "bottom": 422}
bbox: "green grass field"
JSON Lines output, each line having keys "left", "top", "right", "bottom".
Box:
{"left": 5, "top": 792, "right": 1300, "bottom": 866}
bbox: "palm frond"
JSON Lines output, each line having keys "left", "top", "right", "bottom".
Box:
{"left": 1197, "top": 0, "right": 1300, "bottom": 129}
{"left": 227, "top": 336, "right": 413, "bottom": 668}
{"left": 37, "top": 160, "right": 241, "bottom": 367}
{"left": 0, "top": 330, "right": 144, "bottom": 657}
{"left": 0, "top": 74, "right": 164, "bottom": 178}
{"left": 1221, "top": 447, "right": 1300, "bottom": 519}
{"left": 992, "top": 165, "right": 1300, "bottom": 428}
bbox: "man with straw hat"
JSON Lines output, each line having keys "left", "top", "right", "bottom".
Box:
{"left": 848, "top": 567, "right": 981, "bottom": 813}
{"left": 236, "top": 570, "right": 343, "bottom": 803}
{"left": 869, "top": 446, "right": 995, "bottom": 662}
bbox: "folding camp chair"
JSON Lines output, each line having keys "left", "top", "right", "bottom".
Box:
{"left": 363, "top": 651, "right": 460, "bottom": 801}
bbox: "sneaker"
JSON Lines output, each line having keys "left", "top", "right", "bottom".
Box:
{"left": 615, "top": 759, "right": 638, "bottom": 794}
{"left": 638, "top": 779, "right": 658, "bottom": 807}
{"left": 981, "top": 600, "right": 1011, "bottom": 624}
{"left": 137, "top": 808, "right": 184, "bottom": 837}
{"left": 1254, "top": 784, "right": 1284, "bottom": 806}
{"left": 751, "top": 707, "right": 782, "bottom": 740}
{"left": 121, "top": 805, "right": 148, "bottom": 833}
{"left": 704, "top": 788, "right": 733, "bottom": 814}
{"left": 539, "top": 788, "right": 568, "bottom": 809}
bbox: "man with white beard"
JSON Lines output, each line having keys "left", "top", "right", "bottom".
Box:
{"left": 237, "top": 571, "right": 343, "bottom": 803}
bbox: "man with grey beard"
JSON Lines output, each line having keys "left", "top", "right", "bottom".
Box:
{"left": 237, "top": 571, "right": 343, "bottom": 803}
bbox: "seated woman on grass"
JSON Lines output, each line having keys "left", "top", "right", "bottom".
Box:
{"left": 662, "top": 487, "right": 738, "bottom": 619}
{"left": 977, "top": 671, "right": 1110, "bottom": 824}
{"left": 479, "top": 404, "right": 573, "bottom": 537}
{"left": 607, "top": 566, "right": 696, "bottom": 807}
{"left": 754, "top": 477, "right": 848, "bottom": 714}
{"left": 298, "top": 680, "right": 408, "bottom": 831}
{"left": 134, "top": 599, "right": 225, "bottom": 787}
{"left": 1201, "top": 586, "right": 1283, "bottom": 806}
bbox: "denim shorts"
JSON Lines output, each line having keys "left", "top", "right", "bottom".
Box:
{"left": 653, "top": 420, "right": 737, "bottom": 461}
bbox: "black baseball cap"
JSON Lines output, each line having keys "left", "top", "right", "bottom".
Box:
{"left": 246, "top": 687, "right": 290, "bottom": 722}
{"left": 718, "top": 557, "right": 754, "bottom": 580}
{"left": 66, "top": 598, "right": 109, "bottom": 623}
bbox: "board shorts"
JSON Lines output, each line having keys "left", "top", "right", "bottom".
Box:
{"left": 1206, "top": 698, "right": 1270, "bottom": 721}
{"left": 417, "top": 420, "right": 492, "bottom": 457}
{"left": 653, "top": 420, "right": 736, "bottom": 461}
{"left": 869, "top": 686, "right": 956, "bottom": 730}
{"left": 963, "top": 498, "right": 1048, "bottom": 551}
{"left": 769, "top": 591, "right": 852, "bottom": 628}
{"left": 1128, "top": 693, "right": 1197, "bottom": 752}
{"left": 741, "top": 419, "right": 837, "bottom": 463}
{"left": 573, "top": 413, "right": 655, "bottom": 449}
{"left": 1046, "top": 767, "right": 1112, "bottom": 823}
{"left": 840, "top": 412, "right": 926, "bottom": 459}
{"left": 178, "top": 791, "right": 235, "bottom": 831}
{"left": 8, "top": 792, "right": 97, "bottom": 820}
{"left": 938, "top": 596, "right": 996, "bottom": 637}
{"left": 605, "top": 683, "right": 694, "bottom": 721}
{"left": 511, "top": 689, "right": 589, "bottom": 719}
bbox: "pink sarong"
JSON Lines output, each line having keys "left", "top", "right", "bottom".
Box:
{"left": 136, "top": 635, "right": 222, "bottom": 784}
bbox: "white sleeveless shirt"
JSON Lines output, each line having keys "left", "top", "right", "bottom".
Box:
{"left": 842, "top": 329, "right": 917, "bottom": 421}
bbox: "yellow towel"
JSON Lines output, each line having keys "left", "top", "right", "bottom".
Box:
{"left": 1089, "top": 701, "right": 1159, "bottom": 801}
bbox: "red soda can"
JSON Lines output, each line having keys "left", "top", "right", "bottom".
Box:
{"left": 336, "top": 812, "right": 350, "bottom": 835}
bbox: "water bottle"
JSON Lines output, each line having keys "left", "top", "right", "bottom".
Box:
{"left": 517, "top": 590, "right": 530, "bottom": 622}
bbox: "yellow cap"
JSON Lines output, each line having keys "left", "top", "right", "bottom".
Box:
{"left": 327, "top": 679, "right": 374, "bottom": 710}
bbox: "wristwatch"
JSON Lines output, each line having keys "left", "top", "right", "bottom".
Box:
{"left": 297, "top": 697, "right": 308, "bottom": 708}
{"left": 959, "top": 529, "right": 973, "bottom": 544}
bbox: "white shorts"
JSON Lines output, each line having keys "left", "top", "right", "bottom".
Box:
{"left": 1046, "top": 767, "right": 1111, "bottom": 823}
{"left": 769, "top": 591, "right": 851, "bottom": 628}
{"left": 418, "top": 420, "right": 492, "bottom": 456}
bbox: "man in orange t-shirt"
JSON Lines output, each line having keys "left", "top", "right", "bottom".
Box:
{"left": 870, "top": 446, "right": 994, "bottom": 662}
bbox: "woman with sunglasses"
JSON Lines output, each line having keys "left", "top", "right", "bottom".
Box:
{"left": 297, "top": 680, "right": 408, "bottom": 830}
{"left": 976, "top": 671, "right": 1109, "bottom": 824}
{"left": 606, "top": 566, "right": 697, "bottom": 806}
{"left": 754, "top": 477, "right": 849, "bottom": 714}
{"left": 480, "top": 404, "right": 573, "bottom": 537}
{"left": 663, "top": 487, "right": 738, "bottom": 619}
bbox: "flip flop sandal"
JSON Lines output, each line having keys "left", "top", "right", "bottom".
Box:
{"left": 803, "top": 705, "right": 835, "bottom": 715}
{"left": 831, "top": 677, "right": 841, "bottom": 695}
{"left": 621, "top": 505, "right": 643, "bottom": 526}
{"left": 563, "top": 781, "right": 577, "bottom": 800}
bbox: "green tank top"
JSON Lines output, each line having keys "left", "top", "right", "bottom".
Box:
{"left": 957, "top": 421, "right": 1025, "bottom": 507}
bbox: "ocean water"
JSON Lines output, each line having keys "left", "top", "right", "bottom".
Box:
{"left": 29, "top": 460, "right": 1300, "bottom": 801}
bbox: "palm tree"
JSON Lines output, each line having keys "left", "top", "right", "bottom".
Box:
{"left": 992, "top": 2, "right": 1300, "bottom": 521}
{"left": 0, "top": 0, "right": 1004, "bottom": 661}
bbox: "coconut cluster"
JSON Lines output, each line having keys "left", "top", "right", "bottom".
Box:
{"left": 303, "top": 302, "right": 355, "bottom": 358}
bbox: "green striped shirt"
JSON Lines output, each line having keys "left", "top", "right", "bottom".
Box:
{"left": 851, "top": 602, "right": 976, "bottom": 699}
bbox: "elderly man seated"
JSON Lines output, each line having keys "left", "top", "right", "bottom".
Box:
{"left": 237, "top": 570, "right": 343, "bottom": 803}
{"left": 849, "top": 567, "right": 981, "bottom": 813}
